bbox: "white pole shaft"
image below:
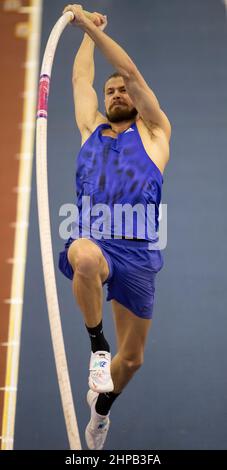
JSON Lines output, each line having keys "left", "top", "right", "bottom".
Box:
{"left": 36, "top": 12, "right": 81, "bottom": 450}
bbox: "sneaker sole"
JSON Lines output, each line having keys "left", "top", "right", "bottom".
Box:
{"left": 85, "top": 420, "right": 95, "bottom": 450}
{"left": 88, "top": 377, "right": 114, "bottom": 393}
{"left": 87, "top": 389, "right": 98, "bottom": 408}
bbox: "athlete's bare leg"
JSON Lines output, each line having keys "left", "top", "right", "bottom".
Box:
{"left": 110, "top": 299, "right": 152, "bottom": 393}
{"left": 67, "top": 238, "right": 109, "bottom": 327}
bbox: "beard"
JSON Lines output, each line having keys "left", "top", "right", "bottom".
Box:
{"left": 105, "top": 104, "right": 138, "bottom": 123}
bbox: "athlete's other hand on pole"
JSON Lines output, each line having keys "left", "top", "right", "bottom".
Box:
{"left": 63, "top": 4, "right": 107, "bottom": 29}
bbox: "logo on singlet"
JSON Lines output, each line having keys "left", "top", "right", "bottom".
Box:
{"left": 124, "top": 127, "right": 134, "bottom": 133}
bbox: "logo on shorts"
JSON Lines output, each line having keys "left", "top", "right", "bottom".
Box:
{"left": 141, "top": 306, "right": 150, "bottom": 312}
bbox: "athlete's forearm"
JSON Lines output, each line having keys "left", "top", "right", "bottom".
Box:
{"left": 82, "top": 20, "right": 134, "bottom": 78}
{"left": 73, "top": 33, "right": 95, "bottom": 83}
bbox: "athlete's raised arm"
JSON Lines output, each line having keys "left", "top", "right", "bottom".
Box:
{"left": 65, "top": 7, "right": 108, "bottom": 139}
{"left": 63, "top": 4, "right": 171, "bottom": 141}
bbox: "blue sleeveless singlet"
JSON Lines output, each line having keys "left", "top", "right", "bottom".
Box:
{"left": 73, "top": 121, "right": 163, "bottom": 241}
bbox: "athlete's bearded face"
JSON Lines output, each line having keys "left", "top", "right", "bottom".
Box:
{"left": 104, "top": 77, "right": 138, "bottom": 123}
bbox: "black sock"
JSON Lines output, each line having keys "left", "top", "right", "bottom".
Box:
{"left": 95, "top": 391, "right": 121, "bottom": 416}
{"left": 85, "top": 320, "right": 110, "bottom": 353}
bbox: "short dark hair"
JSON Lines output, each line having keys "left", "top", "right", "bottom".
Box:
{"left": 103, "top": 72, "right": 123, "bottom": 94}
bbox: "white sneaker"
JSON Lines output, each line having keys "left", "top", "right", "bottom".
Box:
{"left": 88, "top": 351, "right": 114, "bottom": 393}
{"left": 85, "top": 389, "right": 110, "bottom": 450}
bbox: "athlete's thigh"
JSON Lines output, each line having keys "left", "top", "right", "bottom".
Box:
{"left": 111, "top": 299, "right": 152, "bottom": 356}
{"left": 67, "top": 238, "right": 109, "bottom": 283}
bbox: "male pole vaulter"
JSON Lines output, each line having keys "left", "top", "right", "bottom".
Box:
{"left": 59, "top": 4, "right": 171, "bottom": 450}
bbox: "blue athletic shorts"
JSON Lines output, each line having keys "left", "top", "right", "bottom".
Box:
{"left": 58, "top": 237, "right": 164, "bottom": 320}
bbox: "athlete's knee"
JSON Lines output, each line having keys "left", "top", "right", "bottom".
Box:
{"left": 68, "top": 239, "right": 102, "bottom": 278}
{"left": 119, "top": 352, "right": 144, "bottom": 372}
{"left": 77, "top": 253, "right": 101, "bottom": 278}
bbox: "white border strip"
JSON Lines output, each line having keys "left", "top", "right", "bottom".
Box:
{"left": 1, "top": 0, "right": 43, "bottom": 450}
